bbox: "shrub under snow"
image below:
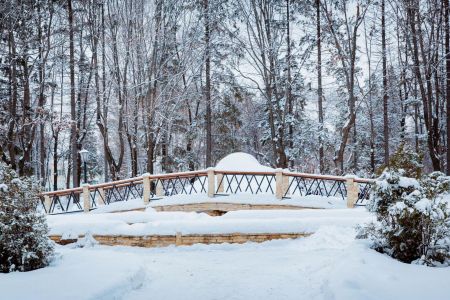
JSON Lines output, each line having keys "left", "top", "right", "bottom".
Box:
{"left": 359, "top": 170, "right": 450, "bottom": 266}
{"left": 0, "top": 162, "right": 54, "bottom": 273}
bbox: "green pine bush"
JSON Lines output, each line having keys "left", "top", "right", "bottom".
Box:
{"left": 0, "top": 162, "right": 54, "bottom": 273}
{"left": 358, "top": 145, "right": 450, "bottom": 266}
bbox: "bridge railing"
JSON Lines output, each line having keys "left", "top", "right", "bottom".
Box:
{"left": 282, "top": 171, "right": 373, "bottom": 206}
{"left": 40, "top": 168, "right": 374, "bottom": 214}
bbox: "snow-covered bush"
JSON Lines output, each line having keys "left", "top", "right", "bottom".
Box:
{"left": 358, "top": 170, "right": 450, "bottom": 266}
{"left": 375, "top": 143, "right": 423, "bottom": 178}
{"left": 0, "top": 162, "right": 54, "bottom": 273}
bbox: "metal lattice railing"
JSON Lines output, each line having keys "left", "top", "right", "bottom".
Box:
{"left": 284, "top": 176, "right": 347, "bottom": 200}
{"left": 42, "top": 178, "right": 146, "bottom": 214}
{"left": 155, "top": 174, "right": 207, "bottom": 196}
{"left": 101, "top": 181, "right": 143, "bottom": 205}
{"left": 215, "top": 172, "right": 276, "bottom": 194}
{"left": 355, "top": 181, "right": 372, "bottom": 205}
{"left": 41, "top": 188, "right": 82, "bottom": 214}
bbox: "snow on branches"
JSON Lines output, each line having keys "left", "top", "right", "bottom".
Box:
{"left": 358, "top": 170, "right": 450, "bottom": 266}
{"left": 0, "top": 162, "right": 54, "bottom": 273}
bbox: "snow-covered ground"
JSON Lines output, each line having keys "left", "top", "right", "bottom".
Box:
{"left": 47, "top": 207, "right": 369, "bottom": 237}
{"left": 2, "top": 221, "right": 450, "bottom": 300}
{"left": 3, "top": 154, "right": 447, "bottom": 299}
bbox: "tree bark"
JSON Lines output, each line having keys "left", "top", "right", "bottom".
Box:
{"left": 204, "top": 0, "right": 213, "bottom": 167}
{"left": 445, "top": 0, "right": 450, "bottom": 175}
{"left": 316, "top": 0, "right": 324, "bottom": 173}
{"left": 68, "top": 0, "right": 79, "bottom": 187}
{"left": 382, "top": 0, "right": 389, "bottom": 165}
{"left": 286, "top": 0, "right": 293, "bottom": 168}
{"left": 7, "top": 30, "right": 18, "bottom": 171}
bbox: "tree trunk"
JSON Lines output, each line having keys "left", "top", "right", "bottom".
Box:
{"left": 408, "top": 5, "right": 441, "bottom": 170}
{"left": 445, "top": 0, "right": 450, "bottom": 175}
{"left": 68, "top": 0, "right": 79, "bottom": 187}
{"left": 316, "top": 0, "right": 324, "bottom": 173}
{"left": 204, "top": 0, "right": 213, "bottom": 167}
{"left": 286, "top": 0, "right": 293, "bottom": 169}
{"left": 382, "top": 0, "right": 389, "bottom": 165}
{"left": 102, "top": 2, "right": 108, "bottom": 182}
{"left": 7, "top": 30, "right": 18, "bottom": 171}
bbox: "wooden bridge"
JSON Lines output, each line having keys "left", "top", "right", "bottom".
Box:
{"left": 40, "top": 168, "right": 374, "bottom": 215}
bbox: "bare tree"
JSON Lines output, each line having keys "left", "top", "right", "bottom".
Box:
{"left": 320, "top": 0, "right": 370, "bottom": 173}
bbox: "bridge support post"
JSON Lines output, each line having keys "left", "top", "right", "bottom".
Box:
{"left": 44, "top": 195, "right": 52, "bottom": 214}
{"left": 97, "top": 188, "right": 105, "bottom": 206}
{"left": 345, "top": 176, "right": 359, "bottom": 208}
{"left": 142, "top": 173, "right": 151, "bottom": 204}
{"left": 275, "top": 169, "right": 284, "bottom": 199}
{"left": 207, "top": 168, "right": 215, "bottom": 198}
{"left": 82, "top": 184, "right": 91, "bottom": 213}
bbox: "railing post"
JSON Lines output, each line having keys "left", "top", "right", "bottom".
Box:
{"left": 345, "top": 175, "right": 359, "bottom": 208}
{"left": 216, "top": 173, "right": 224, "bottom": 193}
{"left": 207, "top": 168, "right": 215, "bottom": 198}
{"left": 44, "top": 195, "right": 52, "bottom": 214}
{"left": 282, "top": 170, "right": 290, "bottom": 197}
{"left": 82, "top": 184, "right": 91, "bottom": 213}
{"left": 275, "top": 168, "right": 284, "bottom": 199}
{"left": 97, "top": 188, "right": 105, "bottom": 206}
{"left": 156, "top": 179, "right": 164, "bottom": 197}
{"left": 142, "top": 173, "right": 151, "bottom": 204}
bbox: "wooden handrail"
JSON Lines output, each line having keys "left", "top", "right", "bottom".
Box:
{"left": 214, "top": 170, "right": 276, "bottom": 176}
{"left": 41, "top": 170, "right": 208, "bottom": 197}
{"left": 283, "top": 171, "right": 374, "bottom": 183}
{"left": 147, "top": 170, "right": 208, "bottom": 179}
{"left": 283, "top": 171, "right": 347, "bottom": 181}
{"left": 100, "top": 181, "right": 143, "bottom": 190}
{"left": 41, "top": 187, "right": 83, "bottom": 197}
{"left": 90, "top": 177, "right": 143, "bottom": 189}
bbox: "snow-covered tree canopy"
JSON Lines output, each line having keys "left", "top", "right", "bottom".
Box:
{"left": 0, "top": 0, "right": 449, "bottom": 190}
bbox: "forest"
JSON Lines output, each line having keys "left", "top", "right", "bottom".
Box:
{"left": 0, "top": 0, "right": 449, "bottom": 190}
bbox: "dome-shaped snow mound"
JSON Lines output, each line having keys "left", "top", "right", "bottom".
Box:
{"left": 215, "top": 152, "right": 274, "bottom": 172}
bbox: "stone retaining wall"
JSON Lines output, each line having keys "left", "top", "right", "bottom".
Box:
{"left": 49, "top": 232, "right": 311, "bottom": 248}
